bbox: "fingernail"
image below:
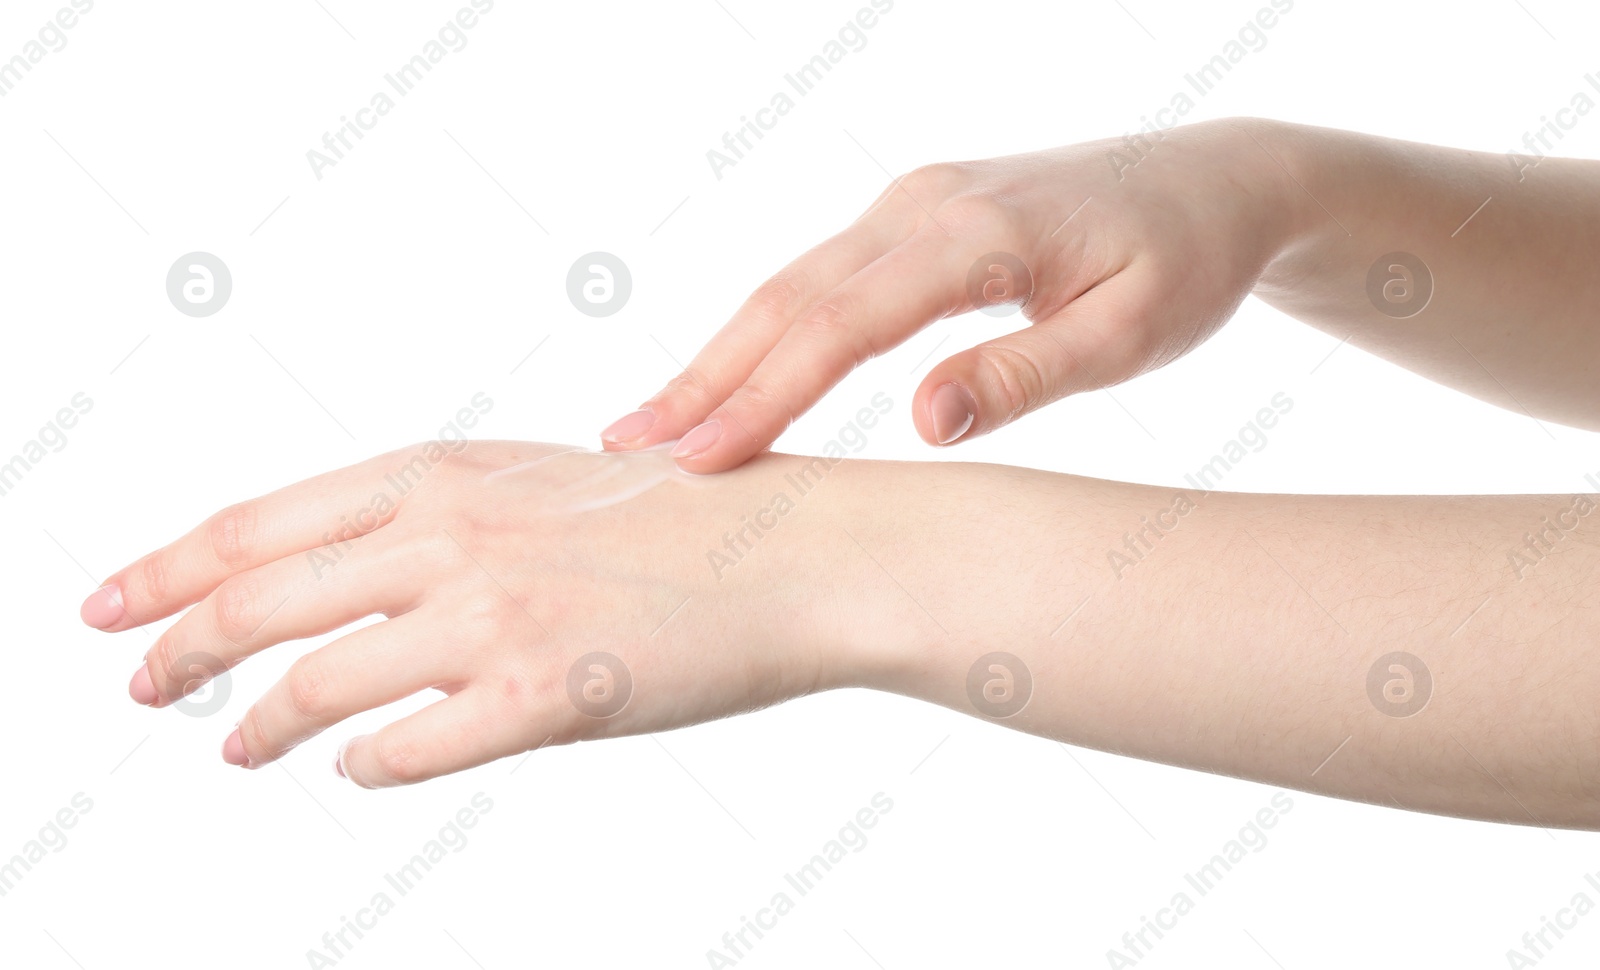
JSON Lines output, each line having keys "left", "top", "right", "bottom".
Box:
{"left": 128, "top": 666, "right": 158, "bottom": 706}
{"left": 601, "top": 408, "right": 655, "bottom": 444}
{"left": 671, "top": 420, "right": 722, "bottom": 459}
{"left": 81, "top": 584, "right": 126, "bottom": 629}
{"left": 335, "top": 736, "right": 364, "bottom": 782}
{"left": 931, "top": 383, "right": 977, "bottom": 444}
{"left": 222, "top": 728, "right": 251, "bottom": 768}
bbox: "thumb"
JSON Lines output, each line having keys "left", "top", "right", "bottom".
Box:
{"left": 914, "top": 277, "right": 1156, "bottom": 446}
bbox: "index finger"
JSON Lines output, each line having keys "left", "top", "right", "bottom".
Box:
{"left": 667, "top": 231, "right": 973, "bottom": 472}
{"left": 600, "top": 191, "right": 927, "bottom": 453}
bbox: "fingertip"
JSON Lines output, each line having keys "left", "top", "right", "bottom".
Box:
{"left": 222, "top": 728, "right": 253, "bottom": 768}
{"left": 916, "top": 370, "right": 983, "bottom": 446}
{"left": 671, "top": 454, "right": 731, "bottom": 476}
{"left": 128, "top": 666, "right": 158, "bottom": 706}
{"left": 929, "top": 382, "right": 977, "bottom": 446}
{"left": 666, "top": 421, "right": 772, "bottom": 475}
{"left": 335, "top": 735, "right": 375, "bottom": 788}
{"left": 669, "top": 420, "right": 724, "bottom": 461}
{"left": 599, "top": 408, "right": 656, "bottom": 449}
{"left": 80, "top": 584, "right": 127, "bottom": 630}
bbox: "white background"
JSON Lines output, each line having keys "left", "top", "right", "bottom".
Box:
{"left": 2, "top": 0, "right": 1598, "bottom": 967}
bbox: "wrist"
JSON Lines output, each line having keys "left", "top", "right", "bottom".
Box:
{"left": 1225, "top": 116, "right": 1336, "bottom": 295}
{"left": 754, "top": 453, "right": 961, "bottom": 698}
{"left": 795, "top": 457, "right": 1060, "bottom": 704}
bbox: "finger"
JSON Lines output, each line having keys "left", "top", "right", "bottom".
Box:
{"left": 82, "top": 449, "right": 418, "bottom": 633}
{"left": 132, "top": 527, "right": 426, "bottom": 706}
{"left": 222, "top": 613, "right": 453, "bottom": 769}
{"left": 336, "top": 687, "right": 544, "bottom": 788}
{"left": 600, "top": 198, "right": 928, "bottom": 452}
{"left": 667, "top": 231, "right": 974, "bottom": 472}
{"left": 915, "top": 271, "right": 1159, "bottom": 445}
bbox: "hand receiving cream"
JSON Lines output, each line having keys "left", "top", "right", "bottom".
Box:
{"left": 483, "top": 442, "right": 708, "bottom": 515}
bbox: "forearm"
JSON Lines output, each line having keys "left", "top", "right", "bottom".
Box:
{"left": 815, "top": 458, "right": 1600, "bottom": 829}
{"left": 1250, "top": 118, "right": 1600, "bottom": 429}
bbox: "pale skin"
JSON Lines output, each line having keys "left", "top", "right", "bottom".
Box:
{"left": 82, "top": 117, "right": 1600, "bottom": 827}
{"left": 599, "top": 117, "right": 1600, "bottom": 461}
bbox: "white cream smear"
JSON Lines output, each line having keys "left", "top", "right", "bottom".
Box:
{"left": 483, "top": 442, "right": 705, "bottom": 514}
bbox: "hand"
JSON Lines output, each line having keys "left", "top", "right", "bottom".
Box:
{"left": 75, "top": 435, "right": 1600, "bottom": 825}
{"left": 78, "top": 441, "right": 863, "bottom": 787}
{"left": 600, "top": 117, "right": 1299, "bottom": 472}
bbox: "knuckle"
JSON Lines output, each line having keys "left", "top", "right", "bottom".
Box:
{"left": 498, "top": 665, "right": 579, "bottom": 745}
{"left": 660, "top": 366, "right": 718, "bottom": 408}
{"left": 898, "top": 161, "right": 960, "bottom": 197}
{"left": 146, "top": 637, "right": 182, "bottom": 698}
{"left": 979, "top": 345, "right": 1049, "bottom": 419}
{"left": 213, "top": 575, "right": 264, "bottom": 643}
{"left": 138, "top": 552, "right": 173, "bottom": 604}
{"left": 417, "top": 526, "right": 472, "bottom": 571}
{"left": 542, "top": 708, "right": 586, "bottom": 749}
{"left": 284, "top": 655, "right": 332, "bottom": 721}
{"left": 728, "top": 382, "right": 798, "bottom": 434}
{"left": 240, "top": 710, "right": 274, "bottom": 763}
{"left": 372, "top": 735, "right": 423, "bottom": 784}
{"left": 388, "top": 448, "right": 448, "bottom": 501}
{"left": 174, "top": 653, "right": 225, "bottom": 697}
{"left": 208, "top": 503, "right": 260, "bottom": 568}
{"left": 934, "top": 193, "right": 1004, "bottom": 232}
{"left": 458, "top": 590, "right": 518, "bottom": 641}
{"left": 795, "top": 297, "right": 876, "bottom": 368}
{"left": 795, "top": 298, "right": 855, "bottom": 340}
{"left": 746, "top": 275, "right": 808, "bottom": 321}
